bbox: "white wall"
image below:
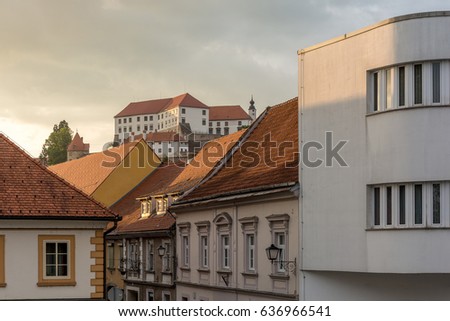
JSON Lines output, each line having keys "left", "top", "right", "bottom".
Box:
{"left": 209, "top": 119, "right": 250, "bottom": 135}
{"left": 0, "top": 220, "right": 105, "bottom": 300}
{"left": 299, "top": 13, "right": 450, "bottom": 298}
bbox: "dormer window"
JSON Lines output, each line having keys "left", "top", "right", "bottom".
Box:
{"left": 156, "top": 198, "right": 167, "bottom": 215}
{"left": 140, "top": 200, "right": 150, "bottom": 218}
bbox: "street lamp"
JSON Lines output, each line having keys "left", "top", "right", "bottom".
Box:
{"left": 265, "top": 244, "right": 297, "bottom": 274}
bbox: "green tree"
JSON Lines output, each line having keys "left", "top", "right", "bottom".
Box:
{"left": 39, "top": 120, "right": 73, "bottom": 165}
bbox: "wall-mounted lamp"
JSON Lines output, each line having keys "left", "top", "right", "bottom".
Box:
{"left": 265, "top": 244, "right": 297, "bottom": 274}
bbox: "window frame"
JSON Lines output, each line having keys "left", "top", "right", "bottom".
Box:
{"left": 0, "top": 235, "right": 5, "bottom": 287}
{"left": 38, "top": 235, "right": 76, "bottom": 287}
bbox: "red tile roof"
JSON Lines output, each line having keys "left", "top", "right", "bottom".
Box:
{"left": 49, "top": 140, "right": 140, "bottom": 195}
{"left": 150, "top": 130, "right": 245, "bottom": 196}
{"left": 0, "top": 133, "right": 117, "bottom": 220}
{"left": 114, "top": 93, "right": 208, "bottom": 118}
{"left": 209, "top": 105, "right": 252, "bottom": 121}
{"left": 67, "top": 132, "right": 90, "bottom": 151}
{"left": 179, "top": 97, "right": 298, "bottom": 203}
{"left": 109, "top": 163, "right": 184, "bottom": 235}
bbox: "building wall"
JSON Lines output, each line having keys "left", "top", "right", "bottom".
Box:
{"left": 299, "top": 12, "right": 450, "bottom": 298}
{"left": 175, "top": 195, "right": 299, "bottom": 301}
{"left": 208, "top": 119, "right": 250, "bottom": 135}
{"left": 92, "top": 140, "right": 161, "bottom": 207}
{"left": 0, "top": 220, "right": 107, "bottom": 300}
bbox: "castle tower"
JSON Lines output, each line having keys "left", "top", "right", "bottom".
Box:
{"left": 67, "top": 132, "right": 90, "bottom": 161}
{"left": 248, "top": 95, "right": 257, "bottom": 121}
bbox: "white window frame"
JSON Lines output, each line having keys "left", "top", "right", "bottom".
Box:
{"left": 214, "top": 213, "right": 232, "bottom": 272}
{"left": 266, "top": 214, "right": 290, "bottom": 276}
{"left": 195, "top": 221, "right": 210, "bottom": 270}
{"left": 239, "top": 216, "right": 258, "bottom": 274}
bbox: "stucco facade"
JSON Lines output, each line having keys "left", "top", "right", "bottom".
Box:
{"left": 298, "top": 12, "right": 450, "bottom": 300}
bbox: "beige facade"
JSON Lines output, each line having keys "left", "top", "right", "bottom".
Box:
{"left": 174, "top": 189, "right": 299, "bottom": 301}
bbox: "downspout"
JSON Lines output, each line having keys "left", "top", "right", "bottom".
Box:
{"left": 103, "top": 217, "right": 120, "bottom": 300}
{"left": 298, "top": 49, "right": 306, "bottom": 301}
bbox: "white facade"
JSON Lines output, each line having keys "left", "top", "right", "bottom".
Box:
{"left": 148, "top": 141, "right": 189, "bottom": 159}
{"left": 0, "top": 220, "right": 106, "bottom": 300}
{"left": 208, "top": 119, "right": 250, "bottom": 135}
{"left": 299, "top": 12, "right": 450, "bottom": 300}
{"left": 175, "top": 192, "right": 299, "bottom": 301}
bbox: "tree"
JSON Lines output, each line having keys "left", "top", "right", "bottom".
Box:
{"left": 39, "top": 120, "right": 73, "bottom": 166}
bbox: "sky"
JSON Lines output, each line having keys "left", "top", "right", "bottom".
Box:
{"left": 1, "top": 0, "right": 449, "bottom": 157}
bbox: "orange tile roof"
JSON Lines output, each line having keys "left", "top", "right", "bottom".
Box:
{"left": 179, "top": 97, "right": 298, "bottom": 202}
{"left": 49, "top": 140, "right": 140, "bottom": 195}
{"left": 209, "top": 105, "right": 252, "bottom": 121}
{"left": 114, "top": 93, "right": 208, "bottom": 118}
{"left": 0, "top": 133, "right": 117, "bottom": 220}
{"left": 150, "top": 130, "right": 245, "bottom": 196}
{"left": 67, "top": 132, "right": 90, "bottom": 151}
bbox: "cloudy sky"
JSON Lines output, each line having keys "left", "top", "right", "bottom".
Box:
{"left": 1, "top": 0, "right": 449, "bottom": 156}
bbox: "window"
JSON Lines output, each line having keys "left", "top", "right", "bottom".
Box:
{"left": 137, "top": 116, "right": 140, "bottom": 121}
{"left": 144, "top": 125, "right": 148, "bottom": 131}
{"left": 202, "top": 110, "right": 206, "bottom": 116}
{"left": 128, "top": 241, "right": 139, "bottom": 273}
{"left": 137, "top": 125, "right": 141, "bottom": 132}
{"left": 371, "top": 183, "right": 450, "bottom": 229}
{"left": 209, "top": 128, "right": 213, "bottom": 134}
{"left": 118, "top": 119, "right": 121, "bottom": 124}
{"left": 149, "top": 125, "right": 153, "bottom": 131}
{"left": 373, "top": 187, "right": 380, "bottom": 226}
{"left": 385, "top": 69, "right": 393, "bottom": 109}
{"left": 224, "top": 127, "right": 229, "bottom": 135}
{"left": 213, "top": 213, "right": 232, "bottom": 272}
{"left": 181, "top": 108, "right": 186, "bottom": 114}
{"left": 124, "top": 127, "right": 127, "bottom": 133}
{"left": 398, "top": 66, "right": 405, "bottom": 107}
{"left": 209, "top": 122, "right": 212, "bottom": 127}
{"left": 275, "top": 232, "right": 286, "bottom": 273}
{"left": 38, "top": 235, "right": 75, "bottom": 286}
{"left": 182, "top": 235, "right": 189, "bottom": 268}
{"left": 107, "top": 242, "right": 115, "bottom": 269}
{"left": 386, "top": 186, "right": 392, "bottom": 226}
{"left": 195, "top": 221, "right": 210, "bottom": 270}
{"left": 432, "top": 62, "right": 441, "bottom": 103}
{"left": 433, "top": 183, "right": 441, "bottom": 224}
{"left": 118, "top": 128, "right": 122, "bottom": 134}
{"left": 128, "top": 118, "right": 132, "bottom": 123}
{"left": 373, "top": 72, "right": 379, "bottom": 111}
{"left": 414, "top": 64, "right": 423, "bottom": 104}
{"left": 200, "top": 236, "right": 208, "bottom": 268}
{"left": 156, "top": 198, "right": 167, "bottom": 214}
{"left": 221, "top": 235, "right": 230, "bottom": 269}
{"left": 144, "top": 116, "right": 148, "bottom": 121}
{"left": 129, "top": 126, "right": 132, "bottom": 132}
{"left": 225, "top": 121, "right": 229, "bottom": 126}
{"left": 216, "top": 122, "right": 220, "bottom": 126}
{"left": 163, "top": 292, "right": 171, "bottom": 301}
{"left": 124, "top": 118, "right": 127, "bottom": 124}
{"left": 414, "top": 184, "right": 423, "bottom": 225}
{"left": 147, "top": 290, "right": 154, "bottom": 301}
{"left": 246, "top": 234, "right": 255, "bottom": 272}
{"left": 0, "top": 235, "right": 4, "bottom": 286}
{"left": 216, "top": 128, "right": 221, "bottom": 135}
{"left": 150, "top": 115, "right": 153, "bottom": 121}
{"left": 238, "top": 121, "right": 242, "bottom": 126}
{"left": 147, "top": 240, "right": 154, "bottom": 271}
{"left": 181, "top": 117, "right": 185, "bottom": 124}
{"left": 202, "top": 119, "right": 206, "bottom": 126}
{"left": 266, "top": 214, "right": 290, "bottom": 275}
{"left": 162, "top": 242, "right": 171, "bottom": 272}
{"left": 168, "top": 147, "right": 172, "bottom": 153}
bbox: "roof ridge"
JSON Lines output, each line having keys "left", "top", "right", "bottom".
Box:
{"left": 0, "top": 133, "right": 118, "bottom": 219}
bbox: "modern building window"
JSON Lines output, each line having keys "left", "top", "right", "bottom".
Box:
{"left": 399, "top": 185, "right": 406, "bottom": 225}
{"left": 433, "top": 183, "right": 441, "bottom": 224}
{"left": 432, "top": 62, "right": 441, "bottom": 103}
{"left": 414, "top": 64, "right": 423, "bottom": 104}
{"left": 147, "top": 240, "right": 154, "bottom": 272}
{"left": 370, "top": 183, "right": 450, "bottom": 229}
{"left": 38, "top": 235, "right": 75, "bottom": 286}
{"left": 0, "top": 235, "right": 5, "bottom": 286}
{"left": 386, "top": 186, "right": 392, "bottom": 226}
{"left": 385, "top": 69, "right": 393, "bottom": 109}
{"left": 414, "top": 184, "right": 423, "bottom": 225}
{"left": 373, "top": 72, "right": 379, "bottom": 111}
{"left": 398, "top": 66, "right": 405, "bottom": 107}
{"left": 373, "top": 187, "right": 380, "bottom": 226}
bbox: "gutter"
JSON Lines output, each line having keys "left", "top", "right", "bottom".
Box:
{"left": 103, "top": 215, "right": 121, "bottom": 300}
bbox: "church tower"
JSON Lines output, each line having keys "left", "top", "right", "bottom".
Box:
{"left": 248, "top": 95, "right": 257, "bottom": 121}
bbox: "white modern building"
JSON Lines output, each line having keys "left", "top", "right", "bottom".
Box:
{"left": 114, "top": 93, "right": 255, "bottom": 145}
{"left": 299, "top": 11, "right": 450, "bottom": 300}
